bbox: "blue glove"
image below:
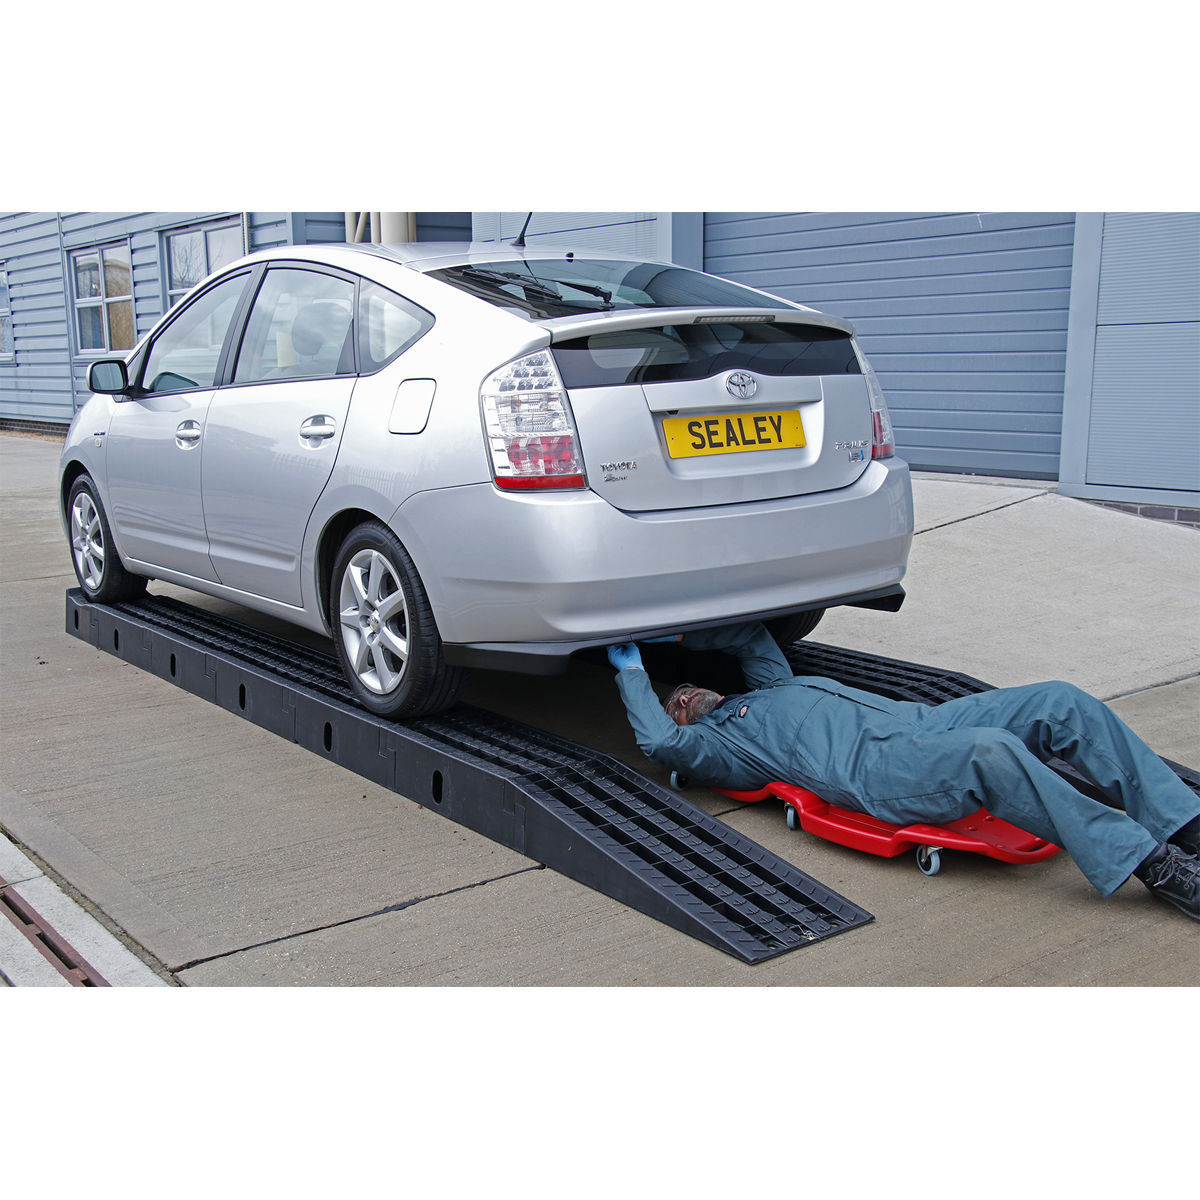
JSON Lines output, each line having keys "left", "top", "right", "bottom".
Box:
{"left": 607, "top": 643, "right": 644, "bottom": 672}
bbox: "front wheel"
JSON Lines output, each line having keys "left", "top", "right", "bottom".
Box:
{"left": 330, "top": 521, "right": 465, "bottom": 720}
{"left": 67, "top": 473, "right": 147, "bottom": 604}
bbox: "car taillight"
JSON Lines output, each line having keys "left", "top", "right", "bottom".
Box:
{"left": 855, "top": 342, "right": 895, "bottom": 460}
{"left": 480, "top": 350, "right": 587, "bottom": 490}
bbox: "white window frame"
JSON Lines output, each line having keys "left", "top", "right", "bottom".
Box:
{"left": 0, "top": 261, "right": 13, "bottom": 360}
{"left": 70, "top": 240, "right": 135, "bottom": 356}
{"left": 163, "top": 218, "right": 245, "bottom": 308}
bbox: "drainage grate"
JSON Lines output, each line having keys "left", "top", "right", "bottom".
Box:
{"left": 67, "top": 591, "right": 874, "bottom": 964}
{"left": 0, "top": 875, "right": 110, "bottom": 986}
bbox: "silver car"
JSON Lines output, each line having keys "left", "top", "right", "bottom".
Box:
{"left": 60, "top": 242, "right": 913, "bottom": 718}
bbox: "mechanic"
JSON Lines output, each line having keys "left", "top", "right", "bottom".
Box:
{"left": 608, "top": 622, "right": 1200, "bottom": 920}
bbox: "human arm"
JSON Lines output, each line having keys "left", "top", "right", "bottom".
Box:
{"left": 678, "top": 621, "right": 794, "bottom": 690}
{"left": 613, "top": 666, "right": 737, "bottom": 784}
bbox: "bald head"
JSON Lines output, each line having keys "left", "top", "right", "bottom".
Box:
{"left": 664, "top": 684, "right": 724, "bottom": 726}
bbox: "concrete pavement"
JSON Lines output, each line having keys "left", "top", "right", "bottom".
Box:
{"left": 1, "top": 434, "right": 1196, "bottom": 985}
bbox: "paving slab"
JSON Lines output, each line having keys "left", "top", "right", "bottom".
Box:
{"left": 0, "top": 648, "right": 530, "bottom": 968}
{"left": 3, "top": 435, "right": 1197, "bottom": 987}
{"left": 0, "top": 832, "right": 43, "bottom": 886}
{"left": 910, "top": 477, "right": 1050, "bottom": 534}
{"left": 817, "top": 490, "right": 1200, "bottom": 703}
{"left": 1107, "top": 677, "right": 1200, "bottom": 773}
{"left": 177, "top": 821, "right": 1199, "bottom": 987}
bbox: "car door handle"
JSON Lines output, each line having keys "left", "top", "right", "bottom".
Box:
{"left": 175, "top": 420, "right": 202, "bottom": 447}
{"left": 300, "top": 415, "right": 337, "bottom": 441}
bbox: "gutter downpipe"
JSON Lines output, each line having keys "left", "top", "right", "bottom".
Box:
{"left": 56, "top": 212, "right": 78, "bottom": 416}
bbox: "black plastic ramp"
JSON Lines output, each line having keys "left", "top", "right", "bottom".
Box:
{"left": 65, "top": 590, "right": 874, "bottom": 964}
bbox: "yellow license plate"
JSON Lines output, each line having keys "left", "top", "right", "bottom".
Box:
{"left": 662, "top": 410, "right": 806, "bottom": 459}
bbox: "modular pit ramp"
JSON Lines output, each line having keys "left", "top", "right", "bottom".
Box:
{"left": 65, "top": 590, "right": 875, "bottom": 965}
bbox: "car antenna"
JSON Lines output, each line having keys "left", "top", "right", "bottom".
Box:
{"left": 511, "top": 212, "right": 534, "bottom": 247}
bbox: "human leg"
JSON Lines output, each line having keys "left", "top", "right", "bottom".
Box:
{"left": 916, "top": 682, "right": 1200, "bottom": 846}
{"left": 821, "top": 725, "right": 1161, "bottom": 896}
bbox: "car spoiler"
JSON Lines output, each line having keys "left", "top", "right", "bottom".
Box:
{"left": 537, "top": 306, "right": 857, "bottom": 342}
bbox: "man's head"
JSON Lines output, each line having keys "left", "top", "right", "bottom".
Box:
{"left": 664, "top": 683, "right": 724, "bottom": 726}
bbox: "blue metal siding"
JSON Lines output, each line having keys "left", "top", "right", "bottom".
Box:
{"left": 249, "top": 213, "right": 290, "bottom": 251}
{"left": 0, "top": 213, "right": 75, "bottom": 422}
{"left": 1095, "top": 212, "right": 1199, "bottom": 324}
{"left": 1085, "top": 212, "right": 1199, "bottom": 494}
{"left": 704, "top": 212, "right": 1077, "bottom": 478}
{"left": 417, "top": 212, "right": 472, "bottom": 241}
{"left": 473, "top": 212, "right": 666, "bottom": 258}
{"left": 0, "top": 211, "right": 350, "bottom": 423}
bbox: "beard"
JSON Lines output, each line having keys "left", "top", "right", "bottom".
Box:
{"left": 688, "top": 689, "right": 723, "bottom": 721}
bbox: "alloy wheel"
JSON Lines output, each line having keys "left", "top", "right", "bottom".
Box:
{"left": 71, "top": 491, "right": 105, "bottom": 591}
{"left": 338, "top": 549, "right": 409, "bottom": 695}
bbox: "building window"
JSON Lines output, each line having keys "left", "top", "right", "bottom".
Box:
{"left": 166, "top": 221, "right": 244, "bottom": 307}
{"left": 0, "top": 262, "right": 13, "bottom": 357}
{"left": 72, "top": 243, "right": 134, "bottom": 353}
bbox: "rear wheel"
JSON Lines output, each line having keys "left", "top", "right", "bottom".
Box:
{"left": 765, "top": 608, "right": 824, "bottom": 649}
{"left": 67, "top": 473, "right": 147, "bottom": 604}
{"left": 330, "top": 521, "right": 465, "bottom": 719}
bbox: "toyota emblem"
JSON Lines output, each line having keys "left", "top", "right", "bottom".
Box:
{"left": 725, "top": 371, "right": 756, "bottom": 399}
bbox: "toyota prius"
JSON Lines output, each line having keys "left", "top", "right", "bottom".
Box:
{"left": 60, "top": 243, "right": 913, "bottom": 718}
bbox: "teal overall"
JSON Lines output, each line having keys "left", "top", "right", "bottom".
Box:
{"left": 615, "top": 623, "right": 1200, "bottom": 896}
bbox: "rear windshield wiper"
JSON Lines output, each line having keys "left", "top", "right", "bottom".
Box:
{"left": 455, "top": 265, "right": 563, "bottom": 305}
{"left": 552, "top": 278, "right": 614, "bottom": 308}
{"left": 457, "top": 265, "right": 615, "bottom": 311}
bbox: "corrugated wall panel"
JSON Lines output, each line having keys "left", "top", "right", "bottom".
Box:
{"left": 1086, "top": 323, "right": 1199, "bottom": 490}
{"left": 416, "top": 213, "right": 472, "bottom": 241}
{"left": 1, "top": 211, "right": 248, "bottom": 423}
{"left": 473, "top": 212, "right": 664, "bottom": 258}
{"left": 0, "top": 213, "right": 75, "bottom": 422}
{"left": 705, "top": 212, "right": 1076, "bottom": 478}
{"left": 294, "top": 213, "right": 347, "bottom": 245}
{"left": 131, "top": 231, "right": 164, "bottom": 336}
{"left": 249, "top": 213, "right": 290, "bottom": 251}
{"left": 1096, "top": 212, "right": 1199, "bottom": 324}
{"left": 1085, "top": 212, "right": 1199, "bottom": 494}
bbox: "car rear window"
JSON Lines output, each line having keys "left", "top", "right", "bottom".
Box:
{"left": 426, "top": 259, "right": 782, "bottom": 319}
{"left": 550, "top": 322, "right": 861, "bottom": 388}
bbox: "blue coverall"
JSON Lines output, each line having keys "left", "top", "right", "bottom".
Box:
{"left": 615, "top": 623, "right": 1200, "bottom": 896}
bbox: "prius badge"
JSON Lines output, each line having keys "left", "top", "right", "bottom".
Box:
{"left": 725, "top": 371, "right": 756, "bottom": 399}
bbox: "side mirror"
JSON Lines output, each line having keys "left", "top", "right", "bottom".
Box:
{"left": 88, "top": 359, "right": 130, "bottom": 395}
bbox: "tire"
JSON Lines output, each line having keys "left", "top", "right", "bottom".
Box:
{"left": 330, "top": 520, "right": 466, "bottom": 720}
{"left": 765, "top": 608, "right": 824, "bottom": 649}
{"left": 67, "top": 473, "right": 147, "bottom": 604}
{"left": 915, "top": 846, "right": 942, "bottom": 876}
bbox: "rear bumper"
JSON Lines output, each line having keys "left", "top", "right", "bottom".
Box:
{"left": 394, "top": 456, "right": 913, "bottom": 667}
{"left": 443, "top": 583, "right": 905, "bottom": 675}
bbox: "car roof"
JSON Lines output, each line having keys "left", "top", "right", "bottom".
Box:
{"left": 229, "top": 242, "right": 852, "bottom": 334}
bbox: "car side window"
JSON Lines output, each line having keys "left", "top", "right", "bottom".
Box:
{"left": 234, "top": 269, "right": 355, "bottom": 383}
{"left": 141, "top": 272, "right": 250, "bottom": 393}
{"left": 358, "top": 279, "right": 433, "bottom": 374}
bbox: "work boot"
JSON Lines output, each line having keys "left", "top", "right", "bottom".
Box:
{"left": 1167, "top": 815, "right": 1200, "bottom": 859}
{"left": 1132, "top": 843, "right": 1200, "bottom": 921}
